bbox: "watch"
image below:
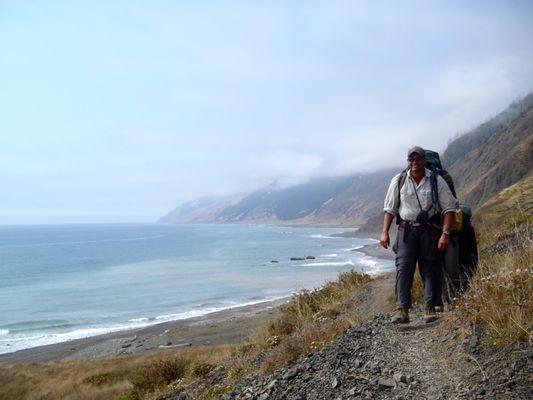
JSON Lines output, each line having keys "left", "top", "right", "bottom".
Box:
{"left": 442, "top": 230, "right": 451, "bottom": 237}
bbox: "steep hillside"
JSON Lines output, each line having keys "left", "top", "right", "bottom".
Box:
{"left": 218, "top": 176, "right": 354, "bottom": 223}
{"left": 476, "top": 176, "right": 533, "bottom": 228}
{"left": 161, "top": 94, "right": 533, "bottom": 227}
{"left": 160, "top": 169, "right": 397, "bottom": 226}
{"left": 354, "top": 94, "right": 533, "bottom": 235}
{"left": 159, "top": 194, "right": 246, "bottom": 224}
{"left": 447, "top": 104, "right": 533, "bottom": 208}
{"left": 443, "top": 93, "right": 533, "bottom": 167}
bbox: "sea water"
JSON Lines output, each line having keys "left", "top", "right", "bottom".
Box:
{"left": 0, "top": 223, "right": 393, "bottom": 355}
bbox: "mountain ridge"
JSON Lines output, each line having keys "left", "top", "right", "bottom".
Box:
{"left": 160, "top": 93, "right": 533, "bottom": 227}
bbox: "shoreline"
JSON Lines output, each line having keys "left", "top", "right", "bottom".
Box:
{"left": 0, "top": 297, "right": 290, "bottom": 365}
{"left": 353, "top": 242, "right": 395, "bottom": 261}
{"left": 0, "top": 233, "right": 394, "bottom": 365}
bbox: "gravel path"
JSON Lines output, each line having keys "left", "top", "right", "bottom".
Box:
{"left": 223, "top": 306, "right": 531, "bottom": 399}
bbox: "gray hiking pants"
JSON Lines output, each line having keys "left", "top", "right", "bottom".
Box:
{"left": 393, "top": 225, "right": 444, "bottom": 309}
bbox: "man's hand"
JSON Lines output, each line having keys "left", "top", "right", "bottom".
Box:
{"left": 380, "top": 212, "right": 394, "bottom": 249}
{"left": 438, "top": 234, "right": 450, "bottom": 251}
{"left": 380, "top": 232, "right": 390, "bottom": 249}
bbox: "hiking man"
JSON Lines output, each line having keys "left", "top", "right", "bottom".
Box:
{"left": 380, "top": 146, "right": 456, "bottom": 323}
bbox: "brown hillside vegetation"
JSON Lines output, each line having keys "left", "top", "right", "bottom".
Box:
{"left": 447, "top": 105, "right": 533, "bottom": 209}
{"left": 476, "top": 176, "right": 533, "bottom": 229}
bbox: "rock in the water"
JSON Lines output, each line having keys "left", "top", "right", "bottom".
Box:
{"left": 290, "top": 257, "right": 306, "bottom": 261}
{"left": 306, "top": 255, "right": 316, "bottom": 259}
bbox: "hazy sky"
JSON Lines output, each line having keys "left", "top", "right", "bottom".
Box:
{"left": 1, "top": 1, "right": 533, "bottom": 224}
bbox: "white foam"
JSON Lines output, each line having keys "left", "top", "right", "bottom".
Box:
{"left": 127, "top": 317, "right": 150, "bottom": 323}
{"left": 299, "top": 260, "right": 355, "bottom": 267}
{"left": 0, "top": 297, "right": 288, "bottom": 356}
{"left": 322, "top": 253, "right": 338, "bottom": 257}
{"left": 153, "top": 297, "right": 282, "bottom": 322}
{"left": 357, "top": 256, "right": 395, "bottom": 276}
{"left": 345, "top": 245, "right": 364, "bottom": 251}
{"left": 308, "top": 234, "right": 339, "bottom": 239}
{"left": 0, "top": 330, "right": 9, "bottom": 336}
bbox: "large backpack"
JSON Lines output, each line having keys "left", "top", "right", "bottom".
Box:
{"left": 396, "top": 149, "right": 478, "bottom": 302}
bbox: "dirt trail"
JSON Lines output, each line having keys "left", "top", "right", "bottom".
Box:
{"left": 350, "top": 273, "right": 395, "bottom": 319}
{"left": 225, "top": 275, "right": 532, "bottom": 400}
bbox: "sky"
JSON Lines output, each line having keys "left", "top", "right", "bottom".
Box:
{"left": 1, "top": 1, "right": 533, "bottom": 224}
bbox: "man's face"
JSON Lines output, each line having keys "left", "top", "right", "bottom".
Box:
{"left": 408, "top": 153, "right": 426, "bottom": 172}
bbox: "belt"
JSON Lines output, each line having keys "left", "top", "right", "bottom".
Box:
{"left": 399, "top": 221, "right": 424, "bottom": 228}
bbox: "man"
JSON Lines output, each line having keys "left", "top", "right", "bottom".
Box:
{"left": 380, "top": 146, "right": 456, "bottom": 323}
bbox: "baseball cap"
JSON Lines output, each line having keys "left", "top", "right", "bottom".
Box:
{"left": 407, "top": 146, "right": 426, "bottom": 158}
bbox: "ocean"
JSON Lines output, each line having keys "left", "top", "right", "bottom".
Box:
{"left": 0, "top": 223, "right": 393, "bottom": 355}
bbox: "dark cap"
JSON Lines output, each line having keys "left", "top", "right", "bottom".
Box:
{"left": 407, "top": 146, "right": 426, "bottom": 158}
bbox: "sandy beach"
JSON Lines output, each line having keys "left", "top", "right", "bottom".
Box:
{"left": 0, "top": 298, "right": 289, "bottom": 365}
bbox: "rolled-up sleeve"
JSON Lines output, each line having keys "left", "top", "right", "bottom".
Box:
{"left": 383, "top": 174, "right": 401, "bottom": 216}
{"left": 437, "top": 175, "right": 457, "bottom": 214}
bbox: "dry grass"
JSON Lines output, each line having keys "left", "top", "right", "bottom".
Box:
{"left": 476, "top": 177, "right": 533, "bottom": 231}
{"left": 450, "top": 219, "right": 532, "bottom": 346}
{"left": 129, "top": 357, "right": 189, "bottom": 396}
{"left": 0, "top": 345, "right": 235, "bottom": 400}
{"left": 242, "top": 270, "right": 372, "bottom": 373}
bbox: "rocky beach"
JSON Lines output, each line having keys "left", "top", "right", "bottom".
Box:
{"left": 0, "top": 298, "right": 289, "bottom": 365}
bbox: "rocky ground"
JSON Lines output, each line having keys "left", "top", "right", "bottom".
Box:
{"left": 222, "top": 308, "right": 531, "bottom": 399}
{"left": 160, "top": 275, "right": 531, "bottom": 399}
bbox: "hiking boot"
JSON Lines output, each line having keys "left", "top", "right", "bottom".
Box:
{"left": 424, "top": 307, "right": 438, "bottom": 323}
{"left": 391, "top": 308, "right": 409, "bottom": 324}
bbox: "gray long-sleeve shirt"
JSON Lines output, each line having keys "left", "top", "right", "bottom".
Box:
{"left": 383, "top": 168, "right": 456, "bottom": 222}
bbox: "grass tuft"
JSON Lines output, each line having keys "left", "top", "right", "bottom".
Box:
{"left": 82, "top": 372, "right": 121, "bottom": 386}
{"left": 244, "top": 270, "right": 372, "bottom": 372}
{"left": 192, "top": 362, "right": 215, "bottom": 377}
{"left": 450, "top": 220, "right": 532, "bottom": 345}
{"left": 129, "top": 357, "right": 189, "bottom": 395}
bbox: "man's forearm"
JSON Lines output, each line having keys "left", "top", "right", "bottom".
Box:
{"left": 442, "top": 211, "right": 455, "bottom": 232}
{"left": 382, "top": 212, "right": 395, "bottom": 233}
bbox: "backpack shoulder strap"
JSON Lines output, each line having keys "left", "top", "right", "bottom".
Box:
{"left": 430, "top": 170, "right": 441, "bottom": 212}
{"left": 397, "top": 169, "right": 408, "bottom": 200}
{"left": 396, "top": 169, "right": 408, "bottom": 224}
